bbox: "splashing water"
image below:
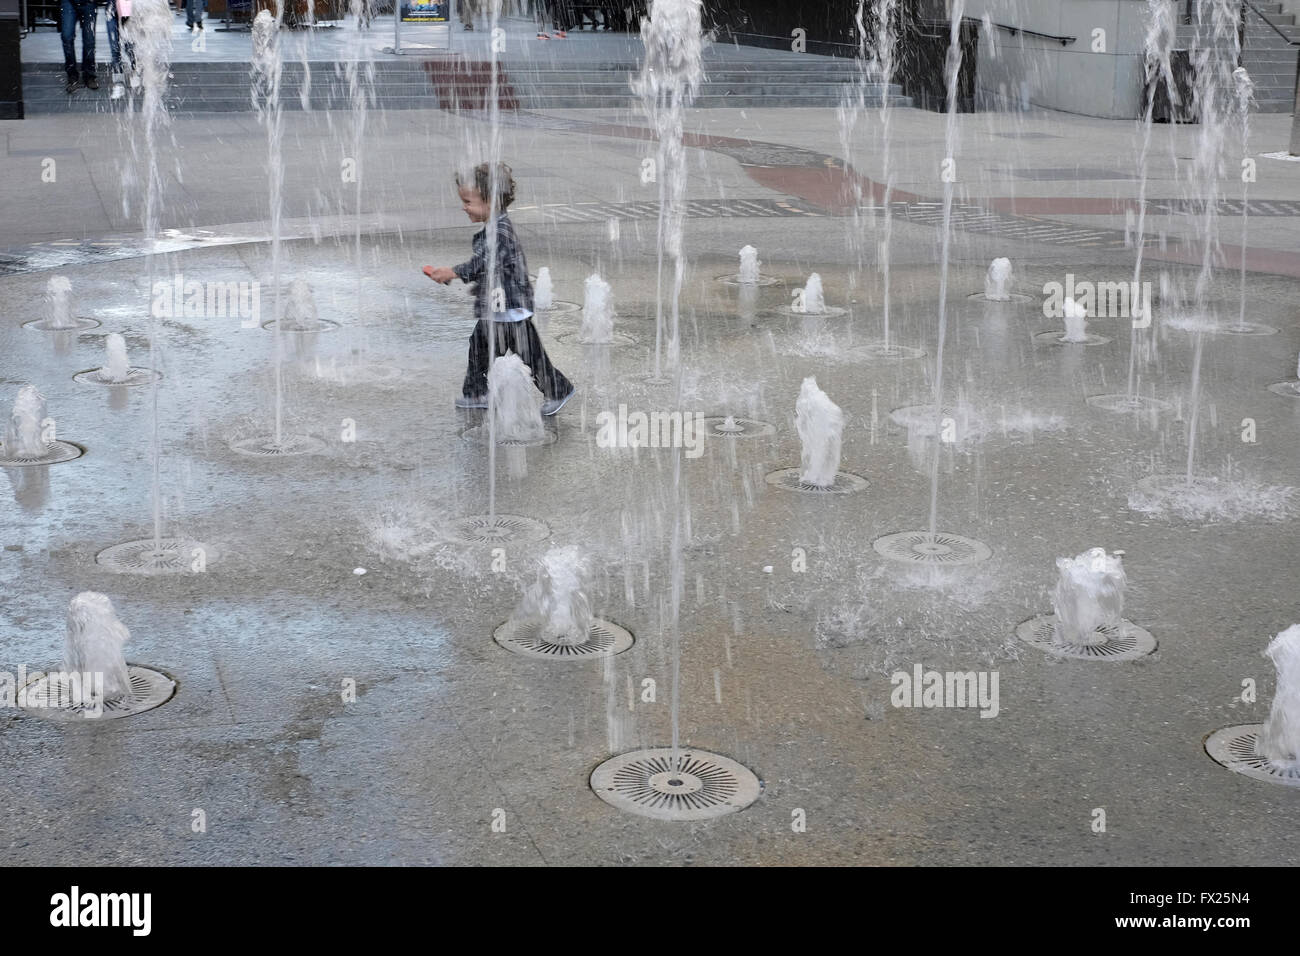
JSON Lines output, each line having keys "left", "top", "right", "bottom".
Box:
{"left": 738, "top": 245, "right": 760, "bottom": 284}
{"left": 6, "top": 385, "right": 49, "bottom": 458}
{"left": 65, "top": 592, "right": 131, "bottom": 701}
{"left": 43, "top": 276, "right": 77, "bottom": 329}
{"left": 795, "top": 377, "right": 844, "bottom": 487}
{"left": 534, "top": 267, "right": 554, "bottom": 311}
{"left": 1262, "top": 624, "right": 1300, "bottom": 766}
{"left": 514, "top": 546, "right": 593, "bottom": 644}
{"left": 281, "top": 278, "right": 318, "bottom": 330}
{"left": 487, "top": 353, "right": 545, "bottom": 444}
{"left": 1052, "top": 548, "right": 1126, "bottom": 644}
{"left": 793, "top": 273, "right": 826, "bottom": 314}
{"left": 580, "top": 274, "right": 615, "bottom": 344}
{"left": 1061, "top": 297, "right": 1089, "bottom": 342}
{"left": 101, "top": 333, "right": 131, "bottom": 383}
{"left": 984, "top": 258, "right": 1013, "bottom": 300}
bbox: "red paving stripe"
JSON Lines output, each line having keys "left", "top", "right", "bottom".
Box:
{"left": 515, "top": 113, "right": 1300, "bottom": 277}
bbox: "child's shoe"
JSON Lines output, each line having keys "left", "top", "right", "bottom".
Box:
{"left": 554, "top": 30, "right": 567, "bottom": 38}
{"left": 455, "top": 394, "right": 489, "bottom": 409}
{"left": 541, "top": 387, "right": 575, "bottom": 416}
{"left": 537, "top": 32, "right": 550, "bottom": 38}
{"left": 111, "top": 74, "right": 126, "bottom": 100}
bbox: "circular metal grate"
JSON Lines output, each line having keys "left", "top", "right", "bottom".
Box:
{"left": 872, "top": 531, "right": 992, "bottom": 566}
{"left": 556, "top": 331, "right": 639, "bottom": 347}
{"left": 460, "top": 425, "right": 559, "bottom": 447}
{"left": 967, "top": 291, "right": 1034, "bottom": 302}
{"left": 1015, "top": 614, "right": 1156, "bottom": 661}
{"left": 1033, "top": 330, "right": 1113, "bottom": 346}
{"left": 1085, "top": 393, "right": 1173, "bottom": 413}
{"left": 23, "top": 317, "right": 101, "bottom": 331}
{"left": 855, "top": 343, "right": 926, "bottom": 361}
{"left": 1210, "top": 322, "right": 1279, "bottom": 336}
{"left": 776, "top": 304, "right": 848, "bottom": 318}
{"left": 1267, "top": 381, "right": 1300, "bottom": 399}
{"left": 590, "top": 748, "right": 763, "bottom": 821}
{"left": 73, "top": 367, "right": 162, "bottom": 387}
{"left": 95, "top": 538, "right": 210, "bottom": 575}
{"left": 1205, "top": 724, "right": 1300, "bottom": 788}
{"left": 494, "top": 618, "right": 633, "bottom": 660}
{"left": 765, "top": 467, "right": 868, "bottom": 494}
{"left": 0, "top": 441, "right": 84, "bottom": 467}
{"left": 229, "top": 434, "right": 327, "bottom": 457}
{"left": 20, "top": 665, "right": 176, "bottom": 722}
{"left": 716, "top": 273, "right": 781, "bottom": 287}
{"left": 261, "top": 318, "right": 340, "bottom": 332}
{"left": 446, "top": 514, "right": 551, "bottom": 545}
{"left": 536, "top": 300, "right": 581, "bottom": 314}
{"left": 702, "top": 417, "right": 776, "bottom": 438}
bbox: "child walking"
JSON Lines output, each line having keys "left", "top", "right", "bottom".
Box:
{"left": 424, "top": 162, "right": 575, "bottom": 415}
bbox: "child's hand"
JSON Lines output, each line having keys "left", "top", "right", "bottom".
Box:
{"left": 423, "top": 266, "right": 457, "bottom": 284}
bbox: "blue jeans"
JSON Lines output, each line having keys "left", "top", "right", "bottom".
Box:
{"left": 105, "top": 2, "right": 135, "bottom": 73}
{"left": 61, "top": 0, "right": 97, "bottom": 80}
{"left": 185, "top": 0, "right": 202, "bottom": 27}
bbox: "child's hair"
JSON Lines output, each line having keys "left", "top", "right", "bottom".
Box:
{"left": 456, "top": 162, "right": 517, "bottom": 210}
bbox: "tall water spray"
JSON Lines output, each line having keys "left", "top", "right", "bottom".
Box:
{"left": 926, "top": 0, "right": 966, "bottom": 536}
{"left": 632, "top": 0, "right": 703, "bottom": 772}
{"left": 795, "top": 378, "right": 844, "bottom": 488}
{"left": 252, "top": 10, "right": 288, "bottom": 450}
{"left": 1127, "top": 0, "right": 1177, "bottom": 402}
{"left": 840, "top": 0, "right": 899, "bottom": 349}
{"left": 633, "top": 0, "right": 703, "bottom": 378}
{"left": 1232, "top": 67, "right": 1255, "bottom": 332}
{"left": 64, "top": 592, "right": 132, "bottom": 701}
{"left": 1052, "top": 549, "right": 1126, "bottom": 644}
{"left": 1184, "top": 0, "right": 1242, "bottom": 481}
{"left": 1262, "top": 625, "right": 1300, "bottom": 766}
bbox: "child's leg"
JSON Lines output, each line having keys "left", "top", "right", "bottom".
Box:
{"left": 509, "top": 319, "right": 572, "bottom": 401}
{"left": 462, "top": 319, "right": 492, "bottom": 397}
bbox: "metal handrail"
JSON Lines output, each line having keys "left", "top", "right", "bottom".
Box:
{"left": 913, "top": 16, "right": 1075, "bottom": 46}
{"left": 1241, "top": 0, "right": 1300, "bottom": 46}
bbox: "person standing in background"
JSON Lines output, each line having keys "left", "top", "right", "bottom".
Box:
{"left": 106, "top": 0, "right": 138, "bottom": 100}
{"left": 185, "top": 0, "right": 202, "bottom": 32}
{"left": 60, "top": 0, "right": 98, "bottom": 93}
{"left": 458, "top": 0, "right": 477, "bottom": 30}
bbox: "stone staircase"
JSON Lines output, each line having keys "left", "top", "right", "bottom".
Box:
{"left": 21, "top": 57, "right": 911, "bottom": 114}
{"left": 1175, "top": 1, "right": 1299, "bottom": 113}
